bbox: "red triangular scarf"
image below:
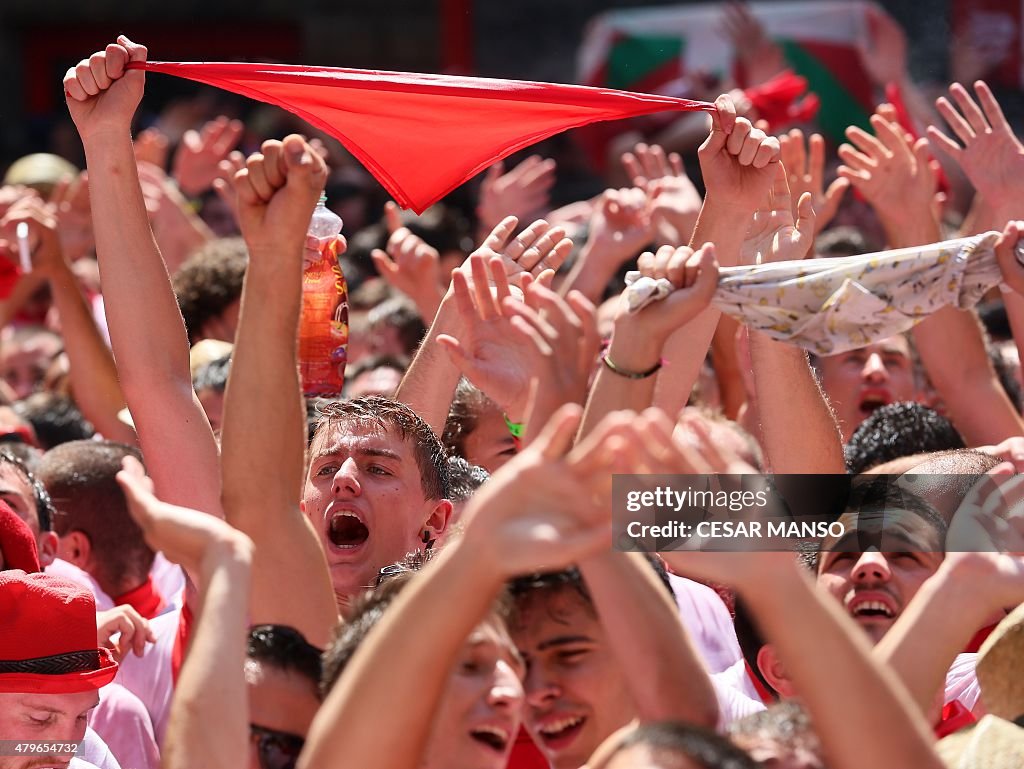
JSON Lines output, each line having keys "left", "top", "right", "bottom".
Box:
{"left": 129, "top": 61, "right": 714, "bottom": 213}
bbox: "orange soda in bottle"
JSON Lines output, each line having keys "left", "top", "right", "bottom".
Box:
{"left": 300, "top": 193, "right": 348, "bottom": 396}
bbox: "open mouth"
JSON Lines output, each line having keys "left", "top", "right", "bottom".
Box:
{"left": 858, "top": 396, "right": 890, "bottom": 417}
{"left": 536, "top": 715, "right": 585, "bottom": 748}
{"left": 850, "top": 600, "right": 895, "bottom": 619}
{"left": 329, "top": 512, "right": 369, "bottom": 548}
{"left": 469, "top": 726, "right": 510, "bottom": 753}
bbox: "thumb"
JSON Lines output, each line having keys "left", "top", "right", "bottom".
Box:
{"left": 370, "top": 248, "right": 398, "bottom": 278}
{"left": 821, "top": 177, "right": 849, "bottom": 222}
{"left": 483, "top": 161, "right": 504, "bottom": 190}
{"left": 435, "top": 334, "right": 471, "bottom": 370}
{"left": 692, "top": 243, "right": 720, "bottom": 298}
{"left": 794, "top": 192, "right": 817, "bottom": 243}
{"left": 534, "top": 404, "right": 583, "bottom": 462}
{"left": 282, "top": 134, "right": 327, "bottom": 192}
{"left": 384, "top": 201, "right": 403, "bottom": 234}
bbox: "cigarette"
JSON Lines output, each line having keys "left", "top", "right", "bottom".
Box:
{"left": 15, "top": 223, "right": 31, "bottom": 274}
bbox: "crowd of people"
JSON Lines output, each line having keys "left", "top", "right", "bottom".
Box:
{"left": 0, "top": 3, "right": 1023, "bottom": 768}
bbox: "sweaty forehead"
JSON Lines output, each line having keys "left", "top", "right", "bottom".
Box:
{"left": 310, "top": 419, "right": 410, "bottom": 459}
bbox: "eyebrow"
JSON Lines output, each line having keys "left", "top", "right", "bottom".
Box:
{"left": 311, "top": 446, "right": 403, "bottom": 464}
{"left": 826, "top": 528, "right": 935, "bottom": 555}
{"left": 537, "top": 635, "right": 596, "bottom": 652}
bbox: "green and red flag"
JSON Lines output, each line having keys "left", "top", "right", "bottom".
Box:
{"left": 579, "top": 1, "right": 877, "bottom": 142}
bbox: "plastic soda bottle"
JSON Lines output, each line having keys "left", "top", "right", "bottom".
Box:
{"left": 299, "top": 193, "right": 349, "bottom": 396}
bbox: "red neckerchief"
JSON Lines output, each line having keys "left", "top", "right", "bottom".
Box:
{"left": 128, "top": 61, "right": 713, "bottom": 213}
{"left": 170, "top": 601, "right": 194, "bottom": 685}
{"left": 113, "top": 575, "right": 167, "bottom": 620}
{"left": 506, "top": 726, "right": 549, "bottom": 769}
{"left": 744, "top": 659, "right": 776, "bottom": 706}
{"left": 964, "top": 623, "right": 999, "bottom": 654}
{"left": 934, "top": 700, "right": 976, "bottom": 739}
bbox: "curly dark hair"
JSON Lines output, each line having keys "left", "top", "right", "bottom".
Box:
{"left": 172, "top": 237, "right": 248, "bottom": 343}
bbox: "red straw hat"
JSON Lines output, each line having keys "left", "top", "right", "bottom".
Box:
{"left": 0, "top": 500, "right": 40, "bottom": 573}
{"left": 0, "top": 571, "right": 117, "bottom": 693}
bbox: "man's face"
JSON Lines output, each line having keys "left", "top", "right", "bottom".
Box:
{"left": 0, "top": 464, "right": 54, "bottom": 567}
{"left": 302, "top": 421, "right": 449, "bottom": 609}
{"left": 816, "top": 336, "right": 916, "bottom": 442}
{"left": 0, "top": 690, "right": 98, "bottom": 769}
{"left": 246, "top": 660, "right": 320, "bottom": 769}
{"left": 424, "top": 617, "right": 525, "bottom": 769}
{"left": 513, "top": 588, "right": 635, "bottom": 769}
{"left": 816, "top": 511, "right": 944, "bottom": 644}
{"left": 462, "top": 408, "right": 518, "bottom": 475}
{"left": 0, "top": 334, "right": 60, "bottom": 401}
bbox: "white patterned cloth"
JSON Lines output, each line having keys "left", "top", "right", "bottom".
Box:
{"left": 624, "top": 232, "right": 1023, "bottom": 355}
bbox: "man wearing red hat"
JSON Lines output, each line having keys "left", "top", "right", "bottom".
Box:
{"left": 0, "top": 570, "right": 118, "bottom": 769}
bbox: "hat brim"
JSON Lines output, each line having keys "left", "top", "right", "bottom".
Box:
{"left": 0, "top": 648, "right": 118, "bottom": 694}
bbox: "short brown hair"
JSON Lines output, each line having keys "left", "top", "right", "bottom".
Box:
{"left": 312, "top": 396, "right": 450, "bottom": 500}
{"left": 36, "top": 441, "right": 151, "bottom": 591}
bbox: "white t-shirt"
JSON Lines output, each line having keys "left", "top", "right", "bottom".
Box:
{"left": 93, "top": 684, "right": 160, "bottom": 769}
{"left": 945, "top": 652, "right": 981, "bottom": 712}
{"left": 711, "top": 660, "right": 767, "bottom": 729}
{"left": 669, "top": 574, "right": 743, "bottom": 674}
{"left": 114, "top": 606, "right": 182, "bottom": 747}
{"left": 79, "top": 727, "right": 120, "bottom": 769}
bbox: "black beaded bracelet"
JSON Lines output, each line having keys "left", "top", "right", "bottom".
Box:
{"left": 601, "top": 352, "right": 662, "bottom": 380}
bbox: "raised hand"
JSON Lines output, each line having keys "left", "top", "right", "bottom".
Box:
{"left": 502, "top": 282, "right": 601, "bottom": 440}
{"left": 994, "top": 220, "right": 1024, "bottom": 296}
{"left": 838, "top": 108, "right": 939, "bottom": 245}
{"left": 49, "top": 171, "right": 94, "bottom": 262}
{"left": 719, "top": 0, "right": 786, "bottom": 86}
{"left": 476, "top": 155, "right": 556, "bottom": 235}
{"left": 778, "top": 128, "right": 848, "bottom": 233}
{"left": 436, "top": 254, "right": 535, "bottom": 418}
{"left": 0, "top": 197, "right": 67, "bottom": 278}
{"left": 133, "top": 126, "right": 170, "bottom": 169}
{"left": 459, "top": 406, "right": 643, "bottom": 576}
{"left": 588, "top": 187, "right": 652, "bottom": 264}
{"left": 927, "top": 80, "right": 1024, "bottom": 204}
{"left": 741, "top": 162, "right": 816, "bottom": 264}
{"left": 622, "top": 142, "right": 684, "bottom": 188}
{"left": 858, "top": 5, "right": 909, "bottom": 88}
{"left": 466, "top": 216, "right": 572, "bottom": 289}
{"left": 64, "top": 36, "right": 147, "bottom": 141}
{"left": 371, "top": 201, "right": 445, "bottom": 319}
{"left": 117, "top": 455, "right": 253, "bottom": 577}
{"left": 173, "top": 116, "right": 245, "bottom": 198}
{"left": 619, "top": 243, "right": 720, "bottom": 341}
{"left": 699, "top": 95, "right": 782, "bottom": 214}
{"left": 230, "top": 135, "right": 328, "bottom": 259}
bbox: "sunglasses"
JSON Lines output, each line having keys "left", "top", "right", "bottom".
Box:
{"left": 250, "top": 724, "right": 305, "bottom": 769}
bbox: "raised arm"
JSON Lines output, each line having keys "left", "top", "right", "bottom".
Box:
{"left": 299, "top": 406, "right": 619, "bottom": 769}
{"left": 0, "top": 198, "right": 136, "bottom": 444}
{"left": 395, "top": 217, "right": 571, "bottom": 435}
{"left": 874, "top": 472, "right": 1024, "bottom": 717}
{"left": 64, "top": 37, "right": 221, "bottom": 514}
{"left": 117, "top": 456, "right": 253, "bottom": 769}
{"left": 742, "top": 164, "right": 845, "bottom": 473}
{"left": 218, "top": 135, "right": 338, "bottom": 648}
{"left": 663, "top": 549, "right": 943, "bottom": 769}
{"left": 654, "top": 96, "right": 781, "bottom": 418}
{"left": 840, "top": 101, "right": 1024, "bottom": 444}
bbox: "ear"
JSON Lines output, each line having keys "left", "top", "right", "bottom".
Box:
{"left": 757, "top": 643, "right": 799, "bottom": 699}
{"left": 421, "top": 499, "right": 453, "bottom": 546}
{"left": 59, "top": 531, "right": 93, "bottom": 571}
{"left": 37, "top": 531, "right": 58, "bottom": 568}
